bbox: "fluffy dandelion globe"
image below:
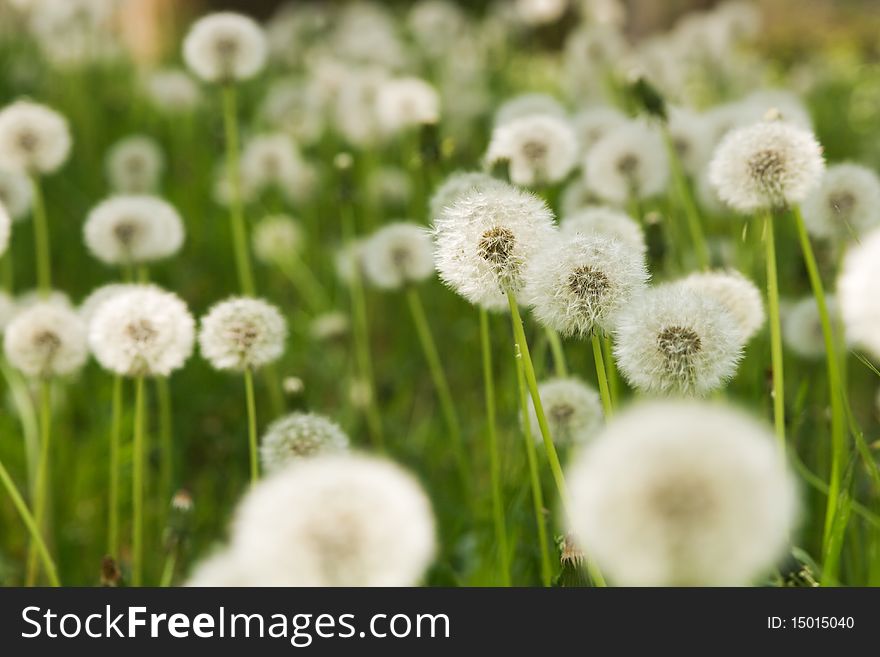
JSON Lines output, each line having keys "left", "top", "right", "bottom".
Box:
{"left": 783, "top": 295, "right": 839, "bottom": 360}
{"left": 667, "top": 107, "right": 712, "bottom": 176}
{"left": 0, "top": 201, "right": 9, "bottom": 256}
{"left": 226, "top": 453, "right": 436, "bottom": 586}
{"left": 560, "top": 206, "right": 646, "bottom": 255}
{"left": 367, "top": 166, "right": 413, "bottom": 209}
{"left": 185, "top": 549, "right": 250, "bottom": 587}
{"left": 494, "top": 93, "right": 566, "bottom": 127}
{"left": 3, "top": 301, "right": 87, "bottom": 378}
{"left": 144, "top": 69, "right": 202, "bottom": 113}
{"left": 252, "top": 214, "right": 303, "bottom": 265}
{"left": 560, "top": 178, "right": 598, "bottom": 215}
{"left": 839, "top": 227, "right": 880, "bottom": 360}
{"left": 432, "top": 183, "right": 557, "bottom": 311}
{"left": 0, "top": 167, "right": 32, "bottom": 221}
{"left": 681, "top": 270, "right": 765, "bottom": 342}
{"left": 260, "top": 412, "right": 350, "bottom": 474}
{"left": 708, "top": 120, "right": 825, "bottom": 213}
{"left": 83, "top": 195, "right": 185, "bottom": 266}
{"left": 78, "top": 283, "right": 144, "bottom": 326}
{"left": 571, "top": 106, "right": 627, "bottom": 156}
{"left": 566, "top": 400, "right": 798, "bottom": 586}
{"left": 260, "top": 79, "right": 325, "bottom": 146}
{"left": 585, "top": 121, "right": 669, "bottom": 205}
{"left": 89, "top": 285, "right": 195, "bottom": 377}
{"left": 801, "top": 164, "right": 880, "bottom": 240}
{"left": 525, "top": 232, "right": 649, "bottom": 338}
{"left": 105, "top": 135, "right": 164, "bottom": 194}
{"left": 0, "top": 100, "right": 72, "bottom": 174}
{"left": 614, "top": 282, "right": 744, "bottom": 395}
{"left": 198, "top": 297, "right": 287, "bottom": 372}
{"left": 528, "top": 376, "right": 603, "bottom": 447}
{"left": 240, "top": 133, "right": 304, "bottom": 195}
{"left": 362, "top": 222, "right": 434, "bottom": 290}
{"left": 429, "top": 171, "right": 504, "bottom": 223}
{"left": 16, "top": 289, "right": 73, "bottom": 312}
{"left": 485, "top": 114, "right": 578, "bottom": 187}
{"left": 183, "top": 12, "right": 268, "bottom": 83}
{"left": 375, "top": 77, "right": 440, "bottom": 134}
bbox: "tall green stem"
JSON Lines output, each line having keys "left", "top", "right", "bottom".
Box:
{"left": 244, "top": 368, "right": 259, "bottom": 483}
{"left": 221, "top": 84, "right": 256, "bottom": 296}
{"left": 157, "top": 377, "right": 173, "bottom": 507}
{"left": 763, "top": 213, "right": 785, "bottom": 449}
{"left": 132, "top": 375, "right": 145, "bottom": 587}
{"left": 479, "top": 309, "right": 510, "bottom": 587}
{"left": 591, "top": 333, "right": 614, "bottom": 418}
{"left": 25, "top": 380, "right": 52, "bottom": 585}
{"left": 661, "top": 127, "right": 710, "bottom": 270}
{"left": 406, "top": 287, "right": 469, "bottom": 485}
{"left": 514, "top": 351, "right": 553, "bottom": 586}
{"left": 545, "top": 328, "right": 568, "bottom": 377}
{"left": 30, "top": 176, "right": 51, "bottom": 295}
{"left": 0, "top": 457, "right": 59, "bottom": 586}
{"left": 108, "top": 375, "right": 123, "bottom": 557}
{"left": 602, "top": 334, "right": 619, "bottom": 404}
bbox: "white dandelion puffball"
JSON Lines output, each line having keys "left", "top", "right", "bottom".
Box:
{"left": 681, "top": 270, "right": 765, "bottom": 342}
{"left": 614, "top": 282, "right": 744, "bottom": 395}
{"left": 432, "top": 183, "right": 557, "bottom": 311}
{"left": 105, "top": 135, "right": 164, "bottom": 194}
{"left": 260, "top": 412, "right": 350, "bottom": 474}
{"left": 3, "top": 301, "right": 87, "bottom": 378}
{"left": 783, "top": 295, "right": 839, "bottom": 360}
{"left": 567, "top": 400, "right": 798, "bottom": 586}
{"left": 839, "top": 227, "right": 880, "bottom": 360}
{"left": 528, "top": 377, "right": 603, "bottom": 447}
{"left": 367, "top": 166, "right": 413, "bottom": 209}
{"left": 375, "top": 77, "right": 440, "bottom": 134}
{"left": 198, "top": 297, "right": 287, "bottom": 372}
{"left": 560, "top": 206, "right": 646, "bottom": 255}
{"left": 0, "top": 201, "right": 9, "bottom": 256}
{"left": 252, "top": 214, "right": 303, "bottom": 265}
{"left": 183, "top": 12, "right": 267, "bottom": 83}
{"left": 429, "top": 171, "right": 504, "bottom": 224}
{"left": 16, "top": 289, "right": 73, "bottom": 313}
{"left": 525, "top": 232, "right": 649, "bottom": 337}
{"left": 708, "top": 120, "right": 825, "bottom": 213}
{"left": 227, "top": 453, "right": 436, "bottom": 586}
{"left": 571, "top": 106, "right": 627, "bottom": 156}
{"left": 585, "top": 121, "right": 669, "bottom": 204}
{"left": 260, "top": 78, "right": 325, "bottom": 145}
{"left": 310, "top": 311, "right": 350, "bottom": 342}
{"left": 485, "top": 114, "right": 578, "bottom": 187}
{"left": 560, "top": 178, "right": 598, "bottom": 216}
{"left": 668, "top": 106, "right": 712, "bottom": 176}
{"left": 362, "top": 222, "right": 434, "bottom": 290}
{"left": 801, "top": 163, "right": 880, "bottom": 240}
{"left": 185, "top": 550, "right": 250, "bottom": 587}
{"left": 240, "top": 132, "right": 305, "bottom": 198}
{"left": 83, "top": 195, "right": 184, "bottom": 266}
{"left": 79, "top": 283, "right": 145, "bottom": 326}
{"left": 144, "top": 69, "right": 202, "bottom": 113}
{"left": 515, "top": 0, "right": 569, "bottom": 26}
{"left": 89, "top": 286, "right": 195, "bottom": 377}
{"left": 0, "top": 100, "right": 72, "bottom": 174}
{"left": 494, "top": 93, "right": 567, "bottom": 127}
{"left": 0, "top": 168, "right": 32, "bottom": 220}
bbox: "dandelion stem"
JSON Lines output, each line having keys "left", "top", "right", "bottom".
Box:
{"left": 108, "top": 374, "right": 123, "bottom": 558}
{"left": 132, "top": 375, "right": 145, "bottom": 587}
{"left": 0, "top": 457, "right": 59, "bottom": 586}
{"left": 25, "top": 380, "right": 52, "bottom": 586}
{"left": 545, "top": 327, "right": 568, "bottom": 377}
{"left": 159, "top": 548, "right": 178, "bottom": 588}
{"left": 244, "top": 367, "right": 259, "bottom": 484}
{"left": 602, "top": 334, "right": 619, "bottom": 404}
{"left": 221, "top": 84, "right": 256, "bottom": 296}
{"left": 30, "top": 176, "right": 51, "bottom": 295}
{"left": 479, "top": 308, "right": 511, "bottom": 587}
{"left": 792, "top": 206, "right": 848, "bottom": 581}
{"left": 405, "top": 287, "right": 469, "bottom": 485}
{"left": 763, "top": 212, "right": 786, "bottom": 449}
{"left": 157, "top": 377, "right": 173, "bottom": 508}
{"left": 661, "top": 127, "right": 710, "bottom": 270}
{"left": 514, "top": 349, "right": 553, "bottom": 586}
{"left": 591, "top": 333, "right": 614, "bottom": 418}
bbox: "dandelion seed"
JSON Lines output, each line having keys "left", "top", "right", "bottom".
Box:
{"left": 839, "top": 227, "right": 880, "bottom": 360}
{"left": 362, "top": 222, "right": 434, "bottom": 290}
{"left": 143, "top": 69, "right": 202, "bottom": 113}
{"left": 560, "top": 206, "right": 646, "bottom": 255}
{"left": 259, "top": 412, "right": 350, "bottom": 474}
{"left": 567, "top": 400, "right": 798, "bottom": 586}
{"left": 375, "top": 77, "right": 440, "bottom": 134}
{"left": 485, "top": 114, "right": 578, "bottom": 187}
{"left": 4, "top": 301, "right": 87, "bottom": 378}
{"left": 105, "top": 136, "right": 164, "bottom": 194}
{"left": 614, "top": 282, "right": 744, "bottom": 395}
{"left": 183, "top": 12, "right": 267, "bottom": 84}
{"left": 252, "top": 214, "right": 303, "bottom": 265}
{"left": 527, "top": 377, "right": 603, "bottom": 447}
{"left": 783, "top": 295, "right": 841, "bottom": 360}
{"left": 585, "top": 121, "right": 669, "bottom": 205}
{"left": 198, "top": 297, "right": 286, "bottom": 372}
{"left": 0, "top": 167, "right": 32, "bottom": 221}
{"left": 801, "top": 163, "right": 880, "bottom": 240}
{"left": 681, "top": 270, "right": 765, "bottom": 342}
{"left": 0, "top": 100, "right": 71, "bottom": 175}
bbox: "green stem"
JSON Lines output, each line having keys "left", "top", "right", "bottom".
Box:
{"left": 406, "top": 287, "right": 469, "bottom": 485}
{"left": 661, "top": 126, "right": 710, "bottom": 270}
{"left": 763, "top": 212, "right": 786, "bottom": 449}
{"left": 276, "top": 255, "right": 328, "bottom": 315}
{"left": 479, "top": 309, "right": 511, "bottom": 587}
{"left": 159, "top": 547, "right": 178, "bottom": 588}
{"left": 30, "top": 176, "right": 51, "bottom": 295}
{"left": 132, "top": 375, "right": 145, "bottom": 587}
{"left": 108, "top": 375, "right": 123, "bottom": 558}
{"left": 591, "top": 333, "right": 614, "bottom": 418}
{"left": 602, "top": 334, "right": 619, "bottom": 405}
{"left": 514, "top": 351, "right": 553, "bottom": 586}
{"left": 545, "top": 328, "right": 568, "bottom": 377}
{"left": 1, "top": 359, "right": 39, "bottom": 499}
{"left": 0, "top": 457, "right": 59, "bottom": 586}
{"left": 244, "top": 368, "right": 259, "bottom": 483}
{"left": 157, "top": 377, "right": 173, "bottom": 508}
{"left": 25, "top": 380, "right": 52, "bottom": 586}
{"left": 221, "top": 84, "right": 256, "bottom": 296}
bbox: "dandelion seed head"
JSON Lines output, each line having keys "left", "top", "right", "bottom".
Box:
{"left": 429, "top": 171, "right": 505, "bottom": 225}
{"left": 198, "top": 297, "right": 286, "bottom": 372}
{"left": 668, "top": 106, "right": 712, "bottom": 176}
{"left": 183, "top": 12, "right": 267, "bottom": 83}
{"left": 801, "top": 164, "right": 880, "bottom": 240}
{"left": 79, "top": 283, "right": 149, "bottom": 326}
{"left": 310, "top": 312, "right": 349, "bottom": 343}
{"left": 571, "top": 106, "right": 627, "bottom": 156}
{"left": 681, "top": 270, "right": 765, "bottom": 342}
{"left": 362, "top": 222, "right": 434, "bottom": 290}
{"left": 143, "top": 69, "right": 202, "bottom": 113}
{"left": 367, "top": 166, "right": 413, "bottom": 210}
{"left": 839, "top": 228, "right": 880, "bottom": 361}
{"left": 375, "top": 77, "right": 440, "bottom": 134}
{"left": 567, "top": 400, "right": 798, "bottom": 586}
{"left": 0, "top": 100, "right": 71, "bottom": 174}
{"left": 89, "top": 285, "right": 194, "bottom": 377}
{"left": 260, "top": 412, "right": 350, "bottom": 474}
{"left": 528, "top": 376, "right": 603, "bottom": 447}
{"left": 560, "top": 206, "right": 646, "bottom": 255}
{"left": 585, "top": 121, "right": 669, "bottom": 204}
{"left": 407, "top": 0, "right": 466, "bottom": 58}
{"left": 494, "top": 93, "right": 566, "bottom": 127}
{"left": 515, "top": 0, "right": 569, "bottom": 26}
{"left": 228, "top": 453, "right": 436, "bottom": 586}
{"left": 3, "top": 301, "right": 87, "bottom": 378}
{"left": 0, "top": 168, "right": 32, "bottom": 221}
{"left": 252, "top": 214, "right": 303, "bottom": 265}
{"left": 185, "top": 549, "right": 250, "bottom": 587}
{"left": 106, "top": 135, "right": 164, "bottom": 194}
{"left": 260, "top": 78, "right": 325, "bottom": 146}
{"left": 485, "top": 114, "right": 578, "bottom": 187}
{"left": 559, "top": 177, "right": 600, "bottom": 216}
{"left": 240, "top": 133, "right": 305, "bottom": 198}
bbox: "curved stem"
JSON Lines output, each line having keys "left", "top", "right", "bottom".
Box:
{"left": 30, "top": 176, "right": 51, "bottom": 295}
{"left": 132, "top": 375, "right": 145, "bottom": 587}
{"left": 221, "top": 84, "right": 256, "bottom": 296}
{"left": 0, "top": 457, "right": 59, "bottom": 586}
{"left": 479, "top": 309, "right": 511, "bottom": 587}
{"left": 763, "top": 212, "right": 786, "bottom": 449}
{"left": 545, "top": 328, "right": 568, "bottom": 378}
{"left": 591, "top": 333, "right": 614, "bottom": 418}
{"left": 108, "top": 374, "right": 123, "bottom": 558}
{"left": 25, "top": 380, "right": 52, "bottom": 585}
{"left": 244, "top": 368, "right": 259, "bottom": 484}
